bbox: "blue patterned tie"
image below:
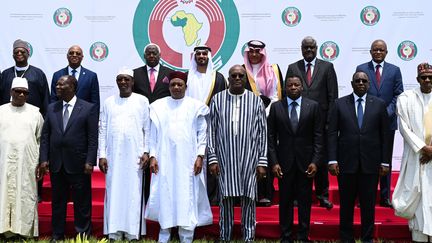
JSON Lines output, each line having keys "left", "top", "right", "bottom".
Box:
{"left": 291, "top": 101, "right": 299, "bottom": 132}
{"left": 63, "top": 104, "right": 70, "bottom": 131}
{"left": 71, "top": 69, "right": 77, "bottom": 79}
{"left": 357, "top": 98, "right": 363, "bottom": 128}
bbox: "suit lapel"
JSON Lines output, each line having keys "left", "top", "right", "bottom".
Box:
{"left": 297, "top": 99, "right": 309, "bottom": 131}
{"left": 368, "top": 61, "right": 381, "bottom": 91}
{"left": 297, "top": 61, "right": 308, "bottom": 87}
{"left": 311, "top": 59, "right": 321, "bottom": 84}
{"left": 362, "top": 96, "right": 374, "bottom": 128}
{"left": 280, "top": 99, "right": 293, "bottom": 132}
{"left": 54, "top": 102, "right": 64, "bottom": 133}
{"left": 64, "top": 99, "right": 83, "bottom": 133}
{"left": 346, "top": 94, "right": 359, "bottom": 129}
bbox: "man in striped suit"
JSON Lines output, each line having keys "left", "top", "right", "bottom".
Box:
{"left": 208, "top": 65, "right": 267, "bottom": 242}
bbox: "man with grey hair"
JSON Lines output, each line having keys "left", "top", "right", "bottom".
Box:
{"left": 286, "top": 36, "right": 338, "bottom": 209}
{"left": 99, "top": 68, "right": 150, "bottom": 241}
{"left": 0, "top": 77, "right": 44, "bottom": 239}
{"left": 133, "top": 43, "right": 173, "bottom": 202}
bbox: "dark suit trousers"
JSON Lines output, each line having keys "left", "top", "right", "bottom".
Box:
{"left": 380, "top": 130, "right": 395, "bottom": 200}
{"left": 314, "top": 131, "right": 329, "bottom": 199}
{"left": 50, "top": 168, "right": 92, "bottom": 238}
{"left": 144, "top": 167, "right": 151, "bottom": 202}
{"left": 338, "top": 173, "right": 379, "bottom": 243}
{"left": 258, "top": 168, "right": 275, "bottom": 201}
{"left": 279, "top": 166, "right": 313, "bottom": 242}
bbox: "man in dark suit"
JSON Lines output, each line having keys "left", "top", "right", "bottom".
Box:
{"left": 133, "top": 43, "right": 173, "bottom": 202}
{"left": 38, "top": 75, "right": 98, "bottom": 241}
{"left": 50, "top": 45, "right": 100, "bottom": 109}
{"left": 285, "top": 36, "right": 338, "bottom": 209}
{"left": 356, "top": 39, "right": 403, "bottom": 208}
{"left": 328, "top": 71, "right": 390, "bottom": 243}
{"left": 133, "top": 43, "right": 173, "bottom": 104}
{"left": 268, "top": 74, "right": 323, "bottom": 243}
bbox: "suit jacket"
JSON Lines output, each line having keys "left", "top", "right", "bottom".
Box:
{"left": 50, "top": 66, "right": 100, "bottom": 109}
{"left": 327, "top": 94, "right": 389, "bottom": 174}
{"left": 40, "top": 98, "right": 98, "bottom": 174}
{"left": 286, "top": 59, "right": 338, "bottom": 124}
{"left": 356, "top": 61, "right": 403, "bottom": 130}
{"left": 133, "top": 64, "right": 173, "bottom": 103}
{"left": 268, "top": 97, "right": 323, "bottom": 173}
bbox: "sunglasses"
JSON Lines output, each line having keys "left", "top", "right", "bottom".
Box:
{"left": 353, "top": 79, "right": 369, "bottom": 84}
{"left": 68, "top": 51, "right": 82, "bottom": 56}
{"left": 419, "top": 75, "right": 432, "bottom": 81}
{"left": 13, "top": 89, "right": 29, "bottom": 95}
{"left": 230, "top": 73, "right": 245, "bottom": 79}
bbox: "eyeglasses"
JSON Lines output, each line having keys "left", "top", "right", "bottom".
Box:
{"left": 13, "top": 50, "right": 28, "bottom": 55}
{"left": 353, "top": 79, "right": 369, "bottom": 84}
{"left": 13, "top": 89, "right": 29, "bottom": 95}
{"left": 68, "top": 51, "right": 82, "bottom": 56}
{"left": 230, "top": 73, "right": 245, "bottom": 79}
{"left": 419, "top": 76, "right": 432, "bottom": 81}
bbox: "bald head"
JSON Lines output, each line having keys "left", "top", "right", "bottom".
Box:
{"left": 67, "top": 45, "right": 84, "bottom": 69}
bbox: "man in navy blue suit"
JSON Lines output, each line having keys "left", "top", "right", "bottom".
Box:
{"left": 38, "top": 75, "right": 98, "bottom": 241}
{"left": 356, "top": 39, "right": 404, "bottom": 208}
{"left": 50, "top": 45, "right": 100, "bottom": 110}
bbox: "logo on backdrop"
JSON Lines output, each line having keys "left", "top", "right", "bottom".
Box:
{"left": 26, "top": 42, "right": 33, "bottom": 58}
{"left": 398, "top": 41, "right": 417, "bottom": 61}
{"left": 53, "top": 8, "right": 72, "bottom": 27}
{"left": 281, "top": 7, "right": 301, "bottom": 27}
{"left": 360, "top": 6, "right": 380, "bottom": 26}
{"left": 132, "top": 0, "right": 240, "bottom": 71}
{"left": 89, "top": 42, "right": 109, "bottom": 62}
{"left": 320, "top": 41, "right": 339, "bottom": 61}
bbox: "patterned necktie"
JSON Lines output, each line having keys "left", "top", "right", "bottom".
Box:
{"left": 290, "top": 101, "right": 299, "bottom": 132}
{"left": 306, "top": 63, "right": 312, "bottom": 86}
{"left": 375, "top": 64, "right": 381, "bottom": 87}
{"left": 71, "top": 69, "right": 77, "bottom": 79}
{"left": 149, "top": 68, "right": 156, "bottom": 92}
{"left": 357, "top": 98, "right": 363, "bottom": 128}
{"left": 63, "top": 103, "right": 70, "bottom": 131}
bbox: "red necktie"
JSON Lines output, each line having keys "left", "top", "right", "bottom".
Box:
{"left": 306, "top": 63, "right": 312, "bottom": 86}
{"left": 149, "top": 68, "right": 156, "bottom": 92}
{"left": 375, "top": 64, "right": 381, "bottom": 87}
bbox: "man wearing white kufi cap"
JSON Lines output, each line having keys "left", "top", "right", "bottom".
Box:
{"left": 98, "top": 67, "right": 150, "bottom": 241}
{"left": 0, "top": 77, "right": 44, "bottom": 239}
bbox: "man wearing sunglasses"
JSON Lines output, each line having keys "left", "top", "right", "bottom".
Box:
{"left": 328, "top": 71, "right": 390, "bottom": 243}
{"left": 0, "top": 77, "right": 44, "bottom": 240}
{"left": 393, "top": 63, "right": 432, "bottom": 243}
{"left": 356, "top": 39, "right": 404, "bottom": 208}
{"left": 50, "top": 45, "right": 100, "bottom": 111}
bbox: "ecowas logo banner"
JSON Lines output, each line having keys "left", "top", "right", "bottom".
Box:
{"left": 320, "top": 41, "right": 339, "bottom": 62}
{"left": 360, "top": 6, "right": 380, "bottom": 26}
{"left": 398, "top": 41, "right": 417, "bottom": 61}
{"left": 281, "top": 7, "right": 301, "bottom": 27}
{"left": 133, "top": 0, "right": 240, "bottom": 71}
{"left": 53, "top": 8, "right": 72, "bottom": 27}
{"left": 89, "top": 42, "right": 109, "bottom": 62}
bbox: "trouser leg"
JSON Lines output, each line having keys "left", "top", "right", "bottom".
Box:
{"left": 241, "top": 196, "right": 256, "bottom": 242}
{"left": 220, "top": 197, "right": 234, "bottom": 241}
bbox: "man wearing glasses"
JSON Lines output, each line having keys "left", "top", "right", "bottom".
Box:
{"left": 356, "top": 39, "right": 404, "bottom": 208}
{"left": 50, "top": 45, "right": 100, "bottom": 110}
{"left": 0, "top": 77, "right": 44, "bottom": 240}
{"left": 393, "top": 63, "right": 432, "bottom": 243}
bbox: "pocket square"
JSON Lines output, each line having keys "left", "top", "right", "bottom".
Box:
{"left": 162, "top": 76, "right": 169, "bottom": 84}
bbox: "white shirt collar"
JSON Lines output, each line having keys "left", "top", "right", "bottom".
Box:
{"left": 353, "top": 93, "right": 367, "bottom": 102}
{"left": 372, "top": 60, "right": 384, "bottom": 69}
{"left": 15, "top": 65, "right": 29, "bottom": 71}
{"left": 303, "top": 58, "right": 317, "bottom": 67}
{"left": 147, "top": 64, "right": 160, "bottom": 72}
{"left": 68, "top": 66, "right": 81, "bottom": 74}
{"left": 63, "top": 95, "right": 77, "bottom": 107}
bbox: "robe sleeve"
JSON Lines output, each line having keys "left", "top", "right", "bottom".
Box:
{"left": 142, "top": 98, "right": 150, "bottom": 153}
{"left": 149, "top": 106, "right": 159, "bottom": 159}
{"left": 196, "top": 104, "right": 209, "bottom": 156}
{"left": 35, "top": 113, "right": 44, "bottom": 145}
{"left": 257, "top": 99, "right": 268, "bottom": 167}
{"left": 98, "top": 101, "right": 108, "bottom": 158}
{"left": 207, "top": 99, "right": 219, "bottom": 165}
{"left": 397, "top": 93, "right": 426, "bottom": 153}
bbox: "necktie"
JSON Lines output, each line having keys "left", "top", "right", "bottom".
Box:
{"left": 375, "top": 64, "right": 381, "bottom": 87}
{"left": 149, "top": 68, "right": 156, "bottom": 92}
{"left": 71, "top": 69, "right": 77, "bottom": 79}
{"left": 290, "top": 101, "right": 299, "bottom": 132}
{"left": 63, "top": 103, "right": 70, "bottom": 131}
{"left": 357, "top": 98, "right": 363, "bottom": 128}
{"left": 306, "top": 63, "right": 312, "bottom": 86}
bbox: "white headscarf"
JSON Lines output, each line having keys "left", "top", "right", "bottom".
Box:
{"left": 186, "top": 48, "right": 215, "bottom": 103}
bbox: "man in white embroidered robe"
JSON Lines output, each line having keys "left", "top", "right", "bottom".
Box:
{"left": 0, "top": 77, "right": 43, "bottom": 239}
{"left": 145, "top": 71, "right": 212, "bottom": 243}
{"left": 393, "top": 62, "right": 432, "bottom": 242}
{"left": 98, "top": 68, "right": 150, "bottom": 241}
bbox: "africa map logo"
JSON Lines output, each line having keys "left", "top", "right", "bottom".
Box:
{"left": 281, "top": 7, "right": 301, "bottom": 27}
{"left": 360, "top": 6, "right": 380, "bottom": 26}
{"left": 320, "top": 41, "right": 339, "bottom": 62}
{"left": 398, "top": 41, "right": 417, "bottom": 61}
{"left": 53, "top": 8, "right": 72, "bottom": 27}
{"left": 133, "top": 0, "right": 240, "bottom": 71}
{"left": 89, "top": 42, "right": 109, "bottom": 62}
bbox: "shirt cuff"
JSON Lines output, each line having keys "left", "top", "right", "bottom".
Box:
{"left": 381, "top": 163, "right": 389, "bottom": 167}
{"left": 328, "top": 160, "right": 337, "bottom": 165}
{"left": 258, "top": 156, "right": 267, "bottom": 167}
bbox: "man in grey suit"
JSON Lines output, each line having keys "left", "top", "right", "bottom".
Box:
{"left": 285, "top": 36, "right": 338, "bottom": 209}
{"left": 356, "top": 39, "right": 404, "bottom": 208}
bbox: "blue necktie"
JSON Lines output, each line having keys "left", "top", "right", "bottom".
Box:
{"left": 71, "top": 69, "right": 77, "bottom": 79}
{"left": 63, "top": 103, "right": 70, "bottom": 131}
{"left": 357, "top": 98, "right": 363, "bottom": 128}
{"left": 290, "top": 101, "right": 299, "bottom": 132}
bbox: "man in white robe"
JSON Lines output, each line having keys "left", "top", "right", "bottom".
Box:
{"left": 98, "top": 68, "right": 150, "bottom": 241}
{"left": 393, "top": 62, "right": 432, "bottom": 242}
{"left": 0, "top": 77, "right": 43, "bottom": 239}
{"left": 145, "top": 71, "right": 212, "bottom": 243}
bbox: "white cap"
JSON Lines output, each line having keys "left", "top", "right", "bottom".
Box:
{"left": 11, "top": 77, "right": 28, "bottom": 90}
{"left": 117, "top": 67, "right": 134, "bottom": 77}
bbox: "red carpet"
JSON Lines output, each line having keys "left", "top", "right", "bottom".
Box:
{"left": 38, "top": 171, "right": 410, "bottom": 241}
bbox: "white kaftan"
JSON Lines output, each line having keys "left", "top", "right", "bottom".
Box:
{"left": 99, "top": 93, "right": 150, "bottom": 237}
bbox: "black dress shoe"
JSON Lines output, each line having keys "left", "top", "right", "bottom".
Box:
{"left": 319, "top": 198, "right": 333, "bottom": 209}
{"left": 380, "top": 198, "right": 393, "bottom": 208}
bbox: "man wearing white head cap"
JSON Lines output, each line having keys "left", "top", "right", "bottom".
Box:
{"left": 0, "top": 77, "right": 44, "bottom": 239}
{"left": 98, "top": 68, "right": 150, "bottom": 241}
